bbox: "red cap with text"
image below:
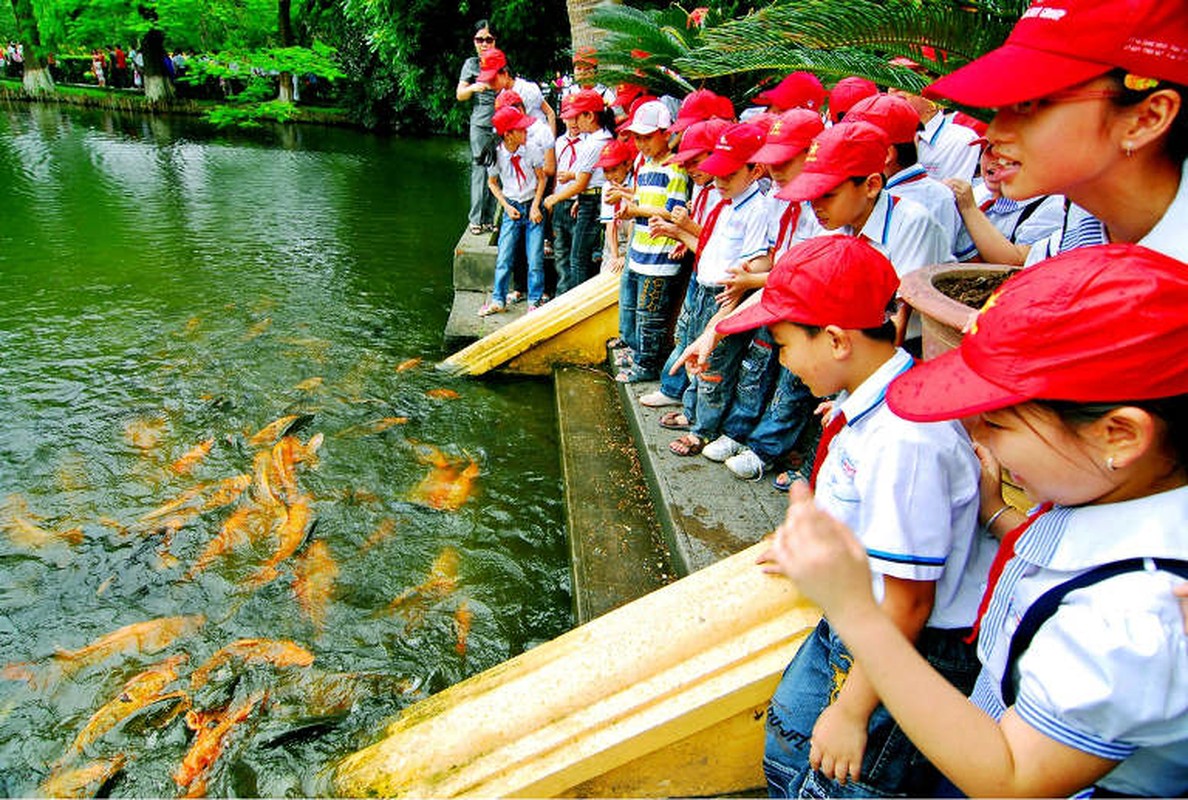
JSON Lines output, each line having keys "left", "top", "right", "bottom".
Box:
{"left": 492, "top": 106, "right": 533, "bottom": 137}
{"left": 716, "top": 237, "right": 899, "bottom": 336}
{"left": 670, "top": 89, "right": 726, "bottom": 133}
{"left": 562, "top": 88, "right": 606, "bottom": 119}
{"left": 925, "top": 0, "right": 1188, "bottom": 107}
{"left": 477, "top": 48, "right": 508, "bottom": 84}
{"left": 752, "top": 109, "right": 825, "bottom": 165}
{"left": 888, "top": 243, "right": 1188, "bottom": 421}
{"left": 844, "top": 93, "right": 921, "bottom": 145}
{"left": 753, "top": 71, "right": 827, "bottom": 111}
{"left": 776, "top": 121, "right": 890, "bottom": 202}
{"left": 666, "top": 118, "right": 731, "bottom": 165}
{"left": 699, "top": 123, "right": 768, "bottom": 176}
{"left": 828, "top": 77, "right": 879, "bottom": 123}
{"left": 596, "top": 139, "right": 635, "bottom": 169}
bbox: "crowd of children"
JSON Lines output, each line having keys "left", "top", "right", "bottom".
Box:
{"left": 470, "top": 0, "right": 1188, "bottom": 795}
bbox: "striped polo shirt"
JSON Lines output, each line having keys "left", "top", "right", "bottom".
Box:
{"left": 627, "top": 158, "right": 690, "bottom": 277}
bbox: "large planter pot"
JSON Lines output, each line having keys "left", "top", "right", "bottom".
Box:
{"left": 900, "top": 263, "right": 1018, "bottom": 360}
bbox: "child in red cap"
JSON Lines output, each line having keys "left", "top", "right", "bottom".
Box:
{"left": 762, "top": 242, "right": 1188, "bottom": 797}
{"left": 718, "top": 236, "right": 988, "bottom": 798}
{"left": 480, "top": 107, "right": 547, "bottom": 316}
{"left": 595, "top": 139, "right": 635, "bottom": 275}
{"left": 924, "top": 0, "right": 1188, "bottom": 265}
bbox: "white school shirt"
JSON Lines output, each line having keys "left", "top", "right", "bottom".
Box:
{"left": 695, "top": 181, "right": 772, "bottom": 287}
{"left": 953, "top": 185, "right": 1065, "bottom": 261}
{"left": 886, "top": 164, "right": 962, "bottom": 261}
{"left": 918, "top": 111, "right": 980, "bottom": 182}
{"left": 527, "top": 119, "right": 555, "bottom": 162}
{"left": 814, "top": 349, "right": 992, "bottom": 629}
{"left": 967, "top": 488, "right": 1188, "bottom": 796}
{"left": 554, "top": 132, "right": 585, "bottom": 193}
{"left": 513, "top": 77, "right": 549, "bottom": 126}
{"left": 572, "top": 128, "right": 613, "bottom": 190}
{"left": 1024, "top": 156, "right": 1188, "bottom": 267}
{"left": 767, "top": 197, "right": 824, "bottom": 261}
{"left": 841, "top": 190, "right": 956, "bottom": 276}
{"left": 488, "top": 141, "right": 543, "bottom": 203}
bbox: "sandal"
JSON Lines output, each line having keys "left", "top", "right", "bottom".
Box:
{"left": 507, "top": 290, "right": 525, "bottom": 305}
{"left": 469, "top": 223, "right": 483, "bottom": 235}
{"left": 669, "top": 433, "right": 706, "bottom": 457}
{"left": 477, "top": 301, "right": 506, "bottom": 317}
{"left": 658, "top": 411, "right": 690, "bottom": 430}
{"left": 772, "top": 469, "right": 808, "bottom": 492}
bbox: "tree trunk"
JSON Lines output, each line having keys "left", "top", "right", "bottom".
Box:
{"left": 9, "top": 0, "right": 54, "bottom": 95}
{"left": 139, "top": 25, "right": 174, "bottom": 102}
{"left": 567, "top": 0, "right": 617, "bottom": 55}
{"left": 277, "top": 0, "right": 295, "bottom": 103}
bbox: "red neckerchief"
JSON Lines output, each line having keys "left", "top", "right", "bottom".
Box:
{"left": 965, "top": 502, "right": 1055, "bottom": 644}
{"left": 809, "top": 410, "right": 846, "bottom": 491}
{"left": 690, "top": 185, "right": 711, "bottom": 224}
{"left": 775, "top": 201, "right": 801, "bottom": 256}
{"left": 692, "top": 197, "right": 731, "bottom": 273}
{"left": 561, "top": 136, "right": 580, "bottom": 170}
{"left": 510, "top": 153, "right": 528, "bottom": 187}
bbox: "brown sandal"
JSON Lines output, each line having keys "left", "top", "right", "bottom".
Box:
{"left": 669, "top": 433, "right": 706, "bottom": 457}
{"left": 658, "top": 411, "right": 690, "bottom": 430}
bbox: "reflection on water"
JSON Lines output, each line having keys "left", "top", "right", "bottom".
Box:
{"left": 0, "top": 104, "right": 571, "bottom": 796}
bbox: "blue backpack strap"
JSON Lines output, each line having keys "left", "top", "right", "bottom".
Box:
{"left": 1002, "top": 557, "right": 1188, "bottom": 707}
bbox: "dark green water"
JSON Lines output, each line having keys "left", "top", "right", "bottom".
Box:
{"left": 0, "top": 103, "right": 570, "bottom": 796}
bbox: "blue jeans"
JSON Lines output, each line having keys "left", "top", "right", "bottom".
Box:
{"left": 558, "top": 194, "right": 601, "bottom": 295}
{"left": 764, "top": 620, "right": 980, "bottom": 798}
{"left": 552, "top": 198, "right": 576, "bottom": 292}
{"left": 619, "top": 270, "right": 680, "bottom": 378}
{"left": 722, "top": 328, "right": 818, "bottom": 461}
{"left": 493, "top": 200, "right": 544, "bottom": 305}
{"left": 658, "top": 276, "right": 698, "bottom": 401}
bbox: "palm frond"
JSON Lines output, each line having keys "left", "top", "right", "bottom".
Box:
{"left": 676, "top": 46, "right": 929, "bottom": 93}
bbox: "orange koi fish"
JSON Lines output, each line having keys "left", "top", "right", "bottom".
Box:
{"left": 4, "top": 517, "right": 84, "bottom": 549}
{"left": 54, "top": 615, "right": 205, "bottom": 672}
{"left": 386, "top": 548, "right": 460, "bottom": 626}
{"left": 41, "top": 754, "right": 127, "bottom": 799}
{"left": 190, "top": 640, "right": 315, "bottom": 690}
{"left": 293, "top": 376, "right": 323, "bottom": 392}
{"left": 425, "top": 388, "right": 460, "bottom": 400}
{"left": 187, "top": 506, "right": 269, "bottom": 579}
{"left": 268, "top": 434, "right": 323, "bottom": 503}
{"left": 124, "top": 417, "right": 168, "bottom": 452}
{"left": 246, "top": 413, "right": 312, "bottom": 448}
{"left": 409, "top": 447, "right": 480, "bottom": 512}
{"left": 140, "top": 484, "right": 209, "bottom": 522}
{"left": 174, "top": 691, "right": 265, "bottom": 796}
{"left": 359, "top": 517, "right": 398, "bottom": 552}
{"left": 243, "top": 317, "right": 272, "bottom": 340}
{"left": 454, "top": 601, "right": 473, "bottom": 657}
{"left": 200, "top": 474, "right": 251, "bottom": 511}
{"left": 171, "top": 438, "right": 214, "bottom": 475}
{"left": 245, "top": 498, "right": 314, "bottom": 588}
{"left": 394, "top": 357, "right": 422, "bottom": 372}
{"left": 67, "top": 654, "right": 189, "bottom": 756}
{"left": 293, "top": 540, "right": 338, "bottom": 631}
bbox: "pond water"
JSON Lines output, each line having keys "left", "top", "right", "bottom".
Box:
{"left": 0, "top": 104, "right": 570, "bottom": 796}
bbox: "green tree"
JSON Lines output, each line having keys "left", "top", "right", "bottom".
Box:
{"left": 9, "top": 0, "right": 54, "bottom": 93}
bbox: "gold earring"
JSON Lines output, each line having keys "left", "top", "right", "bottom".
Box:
{"left": 1107, "top": 456, "right": 1117, "bottom": 471}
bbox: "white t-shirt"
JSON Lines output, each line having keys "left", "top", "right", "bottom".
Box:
{"left": 488, "top": 141, "right": 543, "bottom": 203}
{"left": 886, "top": 164, "right": 962, "bottom": 261}
{"left": 918, "top": 111, "right": 979, "bottom": 182}
{"left": 695, "top": 181, "right": 772, "bottom": 287}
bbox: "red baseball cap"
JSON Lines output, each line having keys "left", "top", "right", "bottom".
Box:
{"left": 613, "top": 83, "right": 648, "bottom": 111}
{"left": 573, "top": 46, "right": 598, "bottom": 67}
{"left": 925, "top": 0, "right": 1188, "bottom": 108}
{"left": 596, "top": 139, "right": 634, "bottom": 169}
{"left": 477, "top": 48, "right": 508, "bottom": 84}
{"left": 776, "top": 121, "right": 890, "bottom": 202}
{"left": 753, "top": 72, "right": 827, "bottom": 111}
{"left": 699, "top": 123, "right": 767, "bottom": 176}
{"left": 828, "top": 77, "right": 879, "bottom": 123}
{"left": 494, "top": 89, "right": 523, "bottom": 111}
{"left": 716, "top": 237, "right": 899, "bottom": 336}
{"left": 666, "top": 118, "right": 731, "bottom": 165}
{"left": 752, "top": 109, "right": 824, "bottom": 165}
{"left": 844, "top": 93, "right": 921, "bottom": 144}
{"left": 670, "top": 89, "right": 723, "bottom": 133}
{"left": 953, "top": 111, "right": 989, "bottom": 136}
{"left": 889, "top": 243, "right": 1188, "bottom": 421}
{"left": 562, "top": 88, "right": 606, "bottom": 119}
{"left": 492, "top": 106, "right": 532, "bottom": 137}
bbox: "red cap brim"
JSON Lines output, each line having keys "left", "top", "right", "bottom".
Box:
{"left": 923, "top": 43, "right": 1112, "bottom": 107}
{"left": 665, "top": 148, "right": 708, "bottom": 165}
{"left": 886, "top": 346, "right": 1030, "bottom": 422}
{"left": 752, "top": 142, "right": 806, "bottom": 165}
{"left": 715, "top": 301, "right": 784, "bottom": 337}
{"left": 775, "top": 171, "right": 845, "bottom": 202}
{"left": 698, "top": 151, "right": 746, "bottom": 177}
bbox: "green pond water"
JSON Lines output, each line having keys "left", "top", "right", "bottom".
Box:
{"left": 0, "top": 103, "right": 570, "bottom": 796}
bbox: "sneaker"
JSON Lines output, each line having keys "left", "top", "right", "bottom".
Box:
{"left": 613, "top": 348, "right": 634, "bottom": 368}
{"left": 703, "top": 435, "right": 744, "bottom": 463}
{"left": 726, "top": 448, "right": 771, "bottom": 480}
{"left": 477, "top": 301, "right": 506, "bottom": 317}
{"left": 639, "top": 390, "right": 682, "bottom": 408}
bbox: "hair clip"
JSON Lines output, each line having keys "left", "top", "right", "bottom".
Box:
{"left": 1123, "top": 74, "right": 1159, "bottom": 92}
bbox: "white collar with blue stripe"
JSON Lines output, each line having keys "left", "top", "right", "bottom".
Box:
{"left": 885, "top": 163, "right": 929, "bottom": 189}
{"left": 834, "top": 347, "right": 914, "bottom": 429}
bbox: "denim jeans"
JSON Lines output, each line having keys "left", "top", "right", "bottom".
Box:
{"left": 493, "top": 200, "right": 544, "bottom": 305}
{"left": 552, "top": 197, "right": 576, "bottom": 292}
{"left": 469, "top": 123, "right": 498, "bottom": 227}
{"left": 721, "top": 328, "right": 818, "bottom": 462}
{"left": 658, "top": 276, "right": 698, "bottom": 401}
{"left": 619, "top": 270, "right": 680, "bottom": 378}
{"left": 747, "top": 367, "right": 817, "bottom": 463}
{"left": 558, "top": 194, "right": 601, "bottom": 294}
{"left": 764, "top": 620, "right": 980, "bottom": 798}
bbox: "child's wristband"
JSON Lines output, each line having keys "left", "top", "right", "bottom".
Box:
{"left": 983, "top": 505, "right": 1010, "bottom": 529}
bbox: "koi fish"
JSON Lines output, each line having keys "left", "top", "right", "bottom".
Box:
{"left": 386, "top": 547, "right": 460, "bottom": 626}
{"left": 140, "top": 484, "right": 209, "bottom": 522}
{"left": 187, "top": 506, "right": 269, "bottom": 579}
{"left": 67, "top": 654, "right": 189, "bottom": 756}
{"left": 54, "top": 615, "right": 205, "bottom": 672}
{"left": 293, "top": 540, "right": 338, "bottom": 631}
{"left": 454, "top": 601, "right": 473, "bottom": 657}
{"left": 245, "top": 498, "right": 314, "bottom": 588}
{"left": 3, "top": 517, "right": 84, "bottom": 549}
{"left": 409, "top": 447, "right": 480, "bottom": 512}
{"left": 243, "top": 317, "right": 272, "bottom": 340}
{"left": 200, "top": 474, "right": 251, "bottom": 511}
{"left": 394, "top": 358, "right": 422, "bottom": 372}
{"left": 359, "top": 517, "right": 398, "bottom": 552}
{"left": 425, "top": 388, "right": 460, "bottom": 400}
{"left": 40, "top": 754, "right": 127, "bottom": 799}
{"left": 174, "top": 691, "right": 265, "bottom": 796}
{"left": 336, "top": 417, "right": 409, "bottom": 438}
{"left": 293, "top": 376, "right": 323, "bottom": 392}
{"left": 190, "top": 640, "right": 315, "bottom": 690}
{"left": 171, "top": 438, "right": 214, "bottom": 475}
{"left": 268, "top": 434, "right": 323, "bottom": 503}
{"left": 124, "top": 417, "right": 168, "bottom": 452}
{"left": 246, "top": 413, "right": 313, "bottom": 448}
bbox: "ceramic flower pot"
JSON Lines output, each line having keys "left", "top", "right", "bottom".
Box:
{"left": 900, "top": 263, "right": 1018, "bottom": 360}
